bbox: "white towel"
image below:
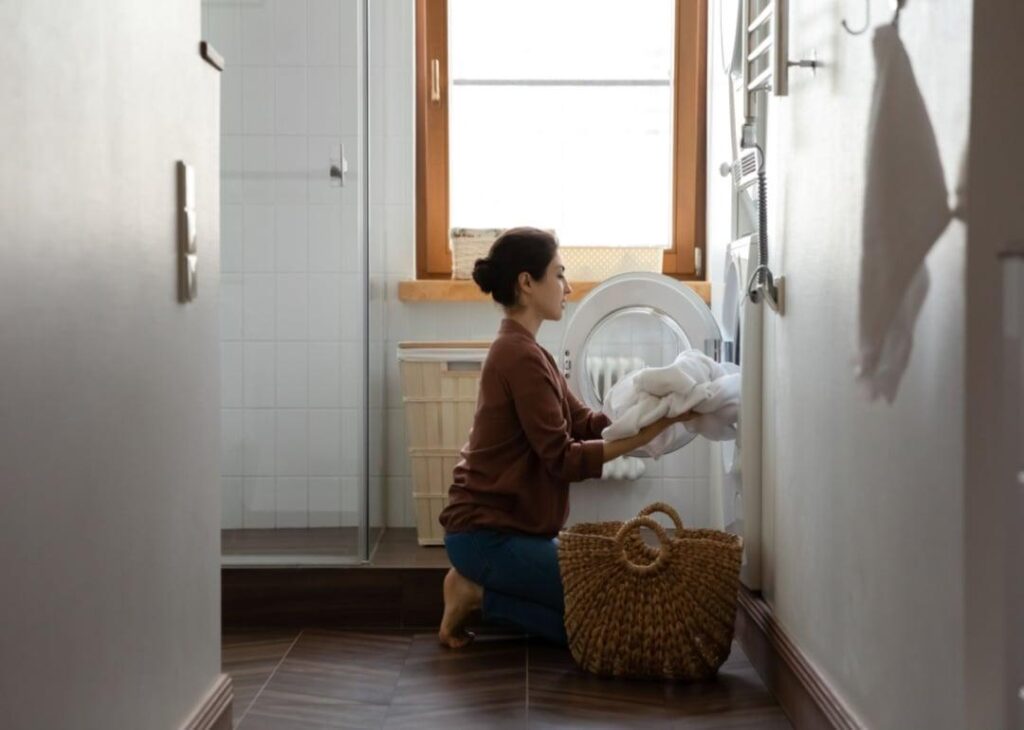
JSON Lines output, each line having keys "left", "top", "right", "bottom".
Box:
{"left": 600, "top": 456, "right": 646, "bottom": 481}
{"left": 601, "top": 350, "right": 740, "bottom": 457}
{"left": 857, "top": 24, "right": 951, "bottom": 402}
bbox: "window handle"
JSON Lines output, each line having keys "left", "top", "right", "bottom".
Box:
{"left": 431, "top": 58, "right": 441, "bottom": 102}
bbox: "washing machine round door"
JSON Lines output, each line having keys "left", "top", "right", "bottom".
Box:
{"left": 559, "top": 272, "right": 722, "bottom": 456}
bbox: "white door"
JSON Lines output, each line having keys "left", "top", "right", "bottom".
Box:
{"left": 965, "top": 2, "right": 1024, "bottom": 724}
{"left": 1003, "top": 248, "right": 1024, "bottom": 726}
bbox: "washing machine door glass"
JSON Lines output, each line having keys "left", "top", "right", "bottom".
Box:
{"left": 576, "top": 306, "right": 690, "bottom": 409}
{"left": 560, "top": 272, "right": 722, "bottom": 456}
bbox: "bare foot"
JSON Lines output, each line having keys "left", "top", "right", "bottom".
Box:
{"left": 438, "top": 568, "right": 483, "bottom": 649}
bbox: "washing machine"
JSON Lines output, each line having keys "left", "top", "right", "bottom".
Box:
{"left": 558, "top": 256, "right": 764, "bottom": 591}
{"left": 560, "top": 272, "right": 723, "bottom": 456}
{"left": 710, "top": 235, "right": 764, "bottom": 590}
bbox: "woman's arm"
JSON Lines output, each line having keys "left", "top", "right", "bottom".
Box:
{"left": 601, "top": 412, "right": 695, "bottom": 463}
{"left": 509, "top": 355, "right": 607, "bottom": 482}
{"left": 565, "top": 387, "right": 611, "bottom": 440}
{"left": 507, "top": 349, "right": 693, "bottom": 478}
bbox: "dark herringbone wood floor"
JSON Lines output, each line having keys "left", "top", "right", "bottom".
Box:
{"left": 222, "top": 629, "right": 792, "bottom": 729}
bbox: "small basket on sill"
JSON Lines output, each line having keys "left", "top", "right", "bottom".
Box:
{"left": 450, "top": 228, "right": 664, "bottom": 281}
{"left": 450, "top": 228, "right": 507, "bottom": 280}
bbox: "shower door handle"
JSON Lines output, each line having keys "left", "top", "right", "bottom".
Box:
{"left": 329, "top": 143, "right": 348, "bottom": 187}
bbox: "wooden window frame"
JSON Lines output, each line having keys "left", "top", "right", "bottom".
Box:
{"left": 415, "top": 0, "right": 707, "bottom": 281}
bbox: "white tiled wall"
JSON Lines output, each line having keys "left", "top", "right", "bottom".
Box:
{"left": 211, "top": 0, "right": 713, "bottom": 532}
{"left": 206, "top": 0, "right": 381, "bottom": 532}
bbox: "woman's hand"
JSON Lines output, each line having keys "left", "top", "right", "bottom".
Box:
{"left": 601, "top": 411, "right": 696, "bottom": 463}
{"left": 667, "top": 410, "right": 697, "bottom": 424}
{"left": 652, "top": 411, "right": 696, "bottom": 429}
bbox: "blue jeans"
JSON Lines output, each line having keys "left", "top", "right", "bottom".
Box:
{"left": 443, "top": 530, "right": 567, "bottom": 646}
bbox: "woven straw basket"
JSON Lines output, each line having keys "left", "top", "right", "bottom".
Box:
{"left": 558, "top": 502, "right": 744, "bottom": 680}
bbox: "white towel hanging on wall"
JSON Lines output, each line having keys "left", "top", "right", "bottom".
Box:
{"left": 856, "top": 23, "right": 952, "bottom": 402}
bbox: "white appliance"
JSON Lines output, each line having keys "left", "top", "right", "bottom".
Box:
{"left": 560, "top": 268, "right": 764, "bottom": 589}
{"left": 710, "top": 235, "right": 764, "bottom": 589}
{"left": 561, "top": 274, "right": 722, "bottom": 455}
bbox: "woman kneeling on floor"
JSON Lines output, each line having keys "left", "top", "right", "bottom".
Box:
{"left": 437, "top": 227, "right": 692, "bottom": 648}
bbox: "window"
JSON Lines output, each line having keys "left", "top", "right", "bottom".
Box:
{"left": 415, "top": 0, "right": 707, "bottom": 280}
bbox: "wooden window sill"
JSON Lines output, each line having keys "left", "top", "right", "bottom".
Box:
{"left": 398, "top": 279, "right": 711, "bottom": 305}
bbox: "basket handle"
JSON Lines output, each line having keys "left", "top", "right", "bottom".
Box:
{"left": 635, "top": 502, "right": 685, "bottom": 533}
{"left": 614, "top": 516, "right": 673, "bottom": 574}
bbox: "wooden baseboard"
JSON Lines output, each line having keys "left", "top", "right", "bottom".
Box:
{"left": 736, "top": 586, "right": 865, "bottom": 730}
{"left": 181, "top": 673, "right": 233, "bottom": 730}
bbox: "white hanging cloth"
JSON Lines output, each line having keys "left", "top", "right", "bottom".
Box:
{"left": 856, "top": 23, "right": 952, "bottom": 402}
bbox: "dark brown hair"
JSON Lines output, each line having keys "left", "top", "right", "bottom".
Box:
{"left": 471, "top": 227, "right": 558, "bottom": 308}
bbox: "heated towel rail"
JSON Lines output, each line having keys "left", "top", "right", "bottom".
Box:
{"left": 741, "top": 0, "right": 817, "bottom": 123}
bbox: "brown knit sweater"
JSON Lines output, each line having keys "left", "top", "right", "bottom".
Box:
{"left": 438, "top": 318, "right": 611, "bottom": 537}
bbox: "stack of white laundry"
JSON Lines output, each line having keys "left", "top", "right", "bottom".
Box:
{"left": 600, "top": 350, "right": 740, "bottom": 458}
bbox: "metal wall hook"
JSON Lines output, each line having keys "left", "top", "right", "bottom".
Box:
{"left": 788, "top": 49, "right": 820, "bottom": 75}
{"left": 841, "top": 0, "right": 871, "bottom": 35}
{"left": 891, "top": 0, "right": 907, "bottom": 27}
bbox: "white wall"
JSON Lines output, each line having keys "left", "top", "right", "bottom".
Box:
{"left": 707, "top": 1, "right": 971, "bottom": 727}
{"left": 0, "top": 2, "right": 222, "bottom": 728}
{"left": 206, "top": 0, "right": 384, "bottom": 532}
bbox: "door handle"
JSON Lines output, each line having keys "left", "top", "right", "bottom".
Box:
{"left": 999, "top": 242, "right": 1024, "bottom": 340}
{"left": 329, "top": 143, "right": 348, "bottom": 187}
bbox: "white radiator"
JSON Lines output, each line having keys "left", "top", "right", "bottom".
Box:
{"left": 587, "top": 355, "right": 645, "bottom": 403}
{"left": 586, "top": 355, "right": 646, "bottom": 481}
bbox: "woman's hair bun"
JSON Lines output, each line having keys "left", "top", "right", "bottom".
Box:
{"left": 468, "top": 228, "right": 557, "bottom": 308}
{"left": 472, "top": 257, "right": 494, "bottom": 293}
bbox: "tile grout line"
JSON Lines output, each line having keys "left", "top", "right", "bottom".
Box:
{"left": 377, "top": 631, "right": 416, "bottom": 730}
{"left": 270, "top": 4, "right": 280, "bottom": 532}
{"left": 235, "top": 629, "right": 304, "bottom": 728}
{"left": 302, "top": 0, "right": 312, "bottom": 536}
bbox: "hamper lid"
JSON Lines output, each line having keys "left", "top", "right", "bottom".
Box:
{"left": 397, "top": 341, "right": 491, "bottom": 362}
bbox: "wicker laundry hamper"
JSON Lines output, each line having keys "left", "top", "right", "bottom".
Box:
{"left": 558, "top": 502, "right": 743, "bottom": 680}
{"left": 397, "top": 342, "right": 490, "bottom": 545}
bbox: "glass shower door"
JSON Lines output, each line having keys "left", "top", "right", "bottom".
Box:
{"left": 205, "top": 0, "right": 373, "bottom": 565}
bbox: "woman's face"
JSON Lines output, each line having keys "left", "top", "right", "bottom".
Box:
{"left": 528, "top": 253, "right": 573, "bottom": 320}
